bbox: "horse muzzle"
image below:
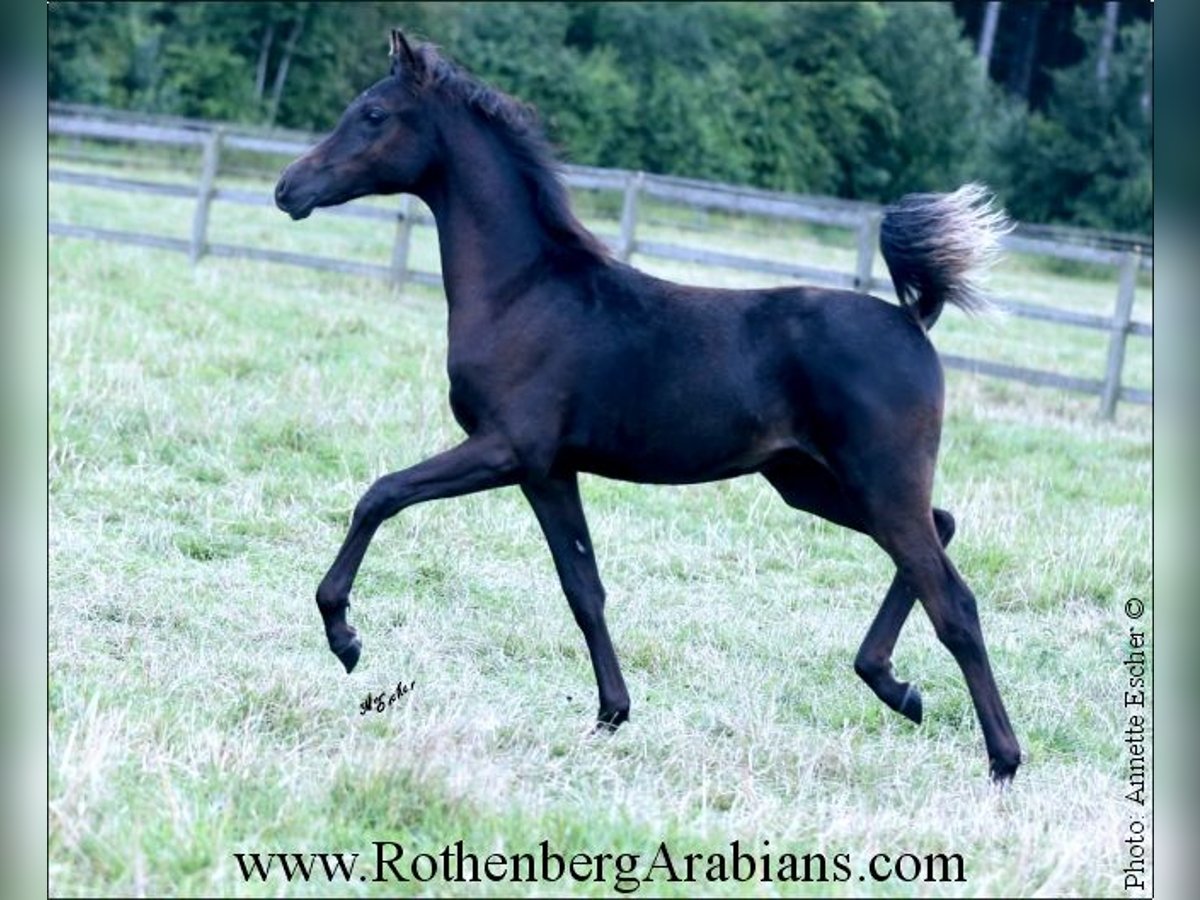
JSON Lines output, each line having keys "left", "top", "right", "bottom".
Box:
{"left": 274, "top": 168, "right": 316, "bottom": 220}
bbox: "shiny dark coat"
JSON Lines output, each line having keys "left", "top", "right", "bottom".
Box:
{"left": 274, "top": 32, "right": 1021, "bottom": 781}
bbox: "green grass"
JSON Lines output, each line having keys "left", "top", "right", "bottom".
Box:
{"left": 50, "top": 179, "right": 1151, "bottom": 896}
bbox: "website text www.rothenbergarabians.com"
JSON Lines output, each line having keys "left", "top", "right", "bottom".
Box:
{"left": 234, "top": 839, "right": 966, "bottom": 892}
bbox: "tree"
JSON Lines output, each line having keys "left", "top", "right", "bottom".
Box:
{"left": 47, "top": 1, "right": 1149, "bottom": 232}
{"left": 977, "top": 1, "right": 1001, "bottom": 75}
{"left": 861, "top": 2, "right": 993, "bottom": 197}
{"left": 987, "top": 10, "right": 1150, "bottom": 232}
{"left": 1095, "top": 0, "right": 1119, "bottom": 90}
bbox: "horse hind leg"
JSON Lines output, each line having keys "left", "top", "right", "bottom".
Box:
{"left": 853, "top": 508, "right": 955, "bottom": 725}
{"left": 766, "top": 454, "right": 1018, "bottom": 779}
{"left": 873, "top": 510, "right": 1022, "bottom": 781}
{"left": 763, "top": 456, "right": 951, "bottom": 726}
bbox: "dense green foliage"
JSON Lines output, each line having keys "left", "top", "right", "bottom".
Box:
{"left": 48, "top": 1, "right": 1150, "bottom": 232}
{"left": 987, "top": 10, "right": 1152, "bottom": 233}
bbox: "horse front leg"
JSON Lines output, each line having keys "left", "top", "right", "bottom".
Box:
{"left": 316, "top": 432, "right": 520, "bottom": 672}
{"left": 520, "top": 473, "right": 631, "bottom": 729}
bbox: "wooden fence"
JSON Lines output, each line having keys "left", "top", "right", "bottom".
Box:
{"left": 48, "top": 105, "right": 1152, "bottom": 418}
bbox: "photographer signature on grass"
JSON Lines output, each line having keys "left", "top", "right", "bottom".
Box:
{"left": 359, "top": 680, "right": 416, "bottom": 715}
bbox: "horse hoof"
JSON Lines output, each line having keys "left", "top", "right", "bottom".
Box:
{"left": 989, "top": 751, "right": 1021, "bottom": 784}
{"left": 594, "top": 708, "right": 629, "bottom": 733}
{"left": 897, "top": 682, "right": 923, "bottom": 725}
{"left": 332, "top": 633, "right": 362, "bottom": 674}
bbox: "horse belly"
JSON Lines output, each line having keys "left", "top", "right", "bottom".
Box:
{"left": 564, "top": 392, "right": 795, "bottom": 485}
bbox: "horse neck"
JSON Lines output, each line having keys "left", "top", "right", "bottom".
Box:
{"left": 415, "top": 115, "right": 552, "bottom": 321}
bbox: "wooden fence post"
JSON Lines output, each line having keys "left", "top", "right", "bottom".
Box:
{"left": 189, "top": 128, "right": 223, "bottom": 265}
{"left": 391, "top": 194, "right": 414, "bottom": 292}
{"left": 854, "top": 211, "right": 882, "bottom": 292}
{"left": 1099, "top": 250, "right": 1139, "bottom": 419}
{"left": 617, "top": 171, "right": 644, "bottom": 262}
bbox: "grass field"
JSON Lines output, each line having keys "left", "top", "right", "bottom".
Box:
{"left": 49, "top": 173, "right": 1152, "bottom": 896}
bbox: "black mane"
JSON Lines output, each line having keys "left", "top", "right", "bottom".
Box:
{"left": 411, "top": 43, "right": 610, "bottom": 261}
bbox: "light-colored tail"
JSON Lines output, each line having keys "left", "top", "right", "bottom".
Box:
{"left": 879, "top": 183, "right": 1012, "bottom": 330}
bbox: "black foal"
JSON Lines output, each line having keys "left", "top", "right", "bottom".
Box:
{"left": 274, "top": 31, "right": 1021, "bottom": 780}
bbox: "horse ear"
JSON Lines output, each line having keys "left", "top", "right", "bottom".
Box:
{"left": 390, "top": 29, "right": 420, "bottom": 79}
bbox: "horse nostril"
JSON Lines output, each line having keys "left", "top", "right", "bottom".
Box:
{"left": 274, "top": 175, "right": 291, "bottom": 207}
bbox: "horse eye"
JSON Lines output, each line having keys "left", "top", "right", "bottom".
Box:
{"left": 364, "top": 107, "right": 387, "bottom": 125}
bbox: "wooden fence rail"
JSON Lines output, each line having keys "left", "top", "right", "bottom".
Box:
{"left": 47, "top": 108, "right": 1152, "bottom": 418}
